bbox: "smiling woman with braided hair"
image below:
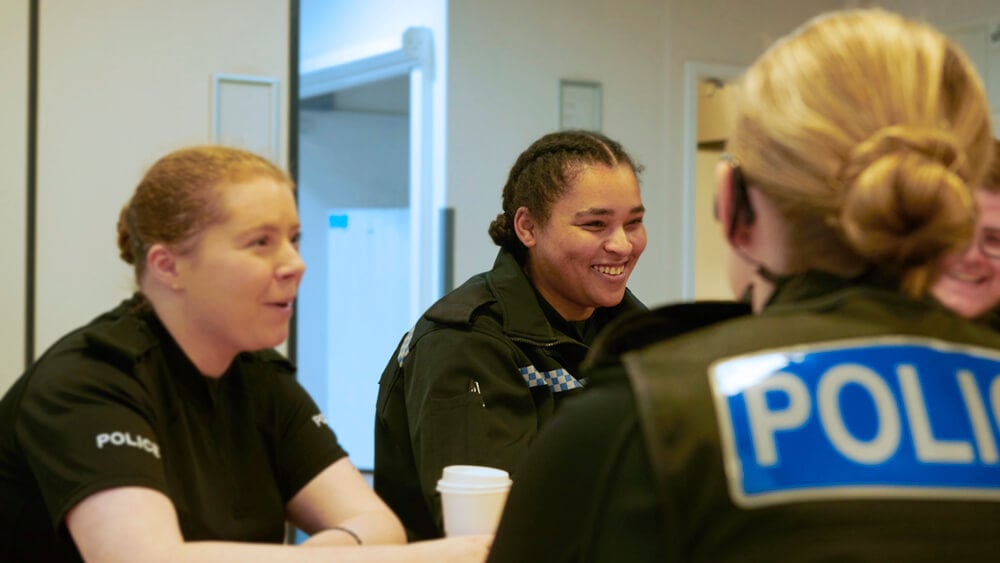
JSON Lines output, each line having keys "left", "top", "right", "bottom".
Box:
{"left": 374, "top": 130, "right": 649, "bottom": 540}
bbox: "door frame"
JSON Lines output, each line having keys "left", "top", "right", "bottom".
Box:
{"left": 681, "top": 61, "right": 745, "bottom": 299}
{"left": 300, "top": 26, "right": 437, "bottom": 321}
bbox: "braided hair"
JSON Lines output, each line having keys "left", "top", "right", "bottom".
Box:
{"left": 487, "top": 130, "right": 643, "bottom": 258}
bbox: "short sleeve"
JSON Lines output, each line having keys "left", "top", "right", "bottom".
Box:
{"left": 259, "top": 364, "right": 348, "bottom": 501}
{"left": 17, "top": 354, "right": 168, "bottom": 528}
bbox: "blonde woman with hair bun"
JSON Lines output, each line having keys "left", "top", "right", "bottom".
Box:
{"left": 488, "top": 9, "right": 1000, "bottom": 562}
{"left": 726, "top": 9, "right": 993, "bottom": 306}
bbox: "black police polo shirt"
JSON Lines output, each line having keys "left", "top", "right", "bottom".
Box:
{"left": 0, "top": 299, "right": 346, "bottom": 561}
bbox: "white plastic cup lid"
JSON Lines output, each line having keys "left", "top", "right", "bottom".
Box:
{"left": 437, "top": 465, "right": 511, "bottom": 492}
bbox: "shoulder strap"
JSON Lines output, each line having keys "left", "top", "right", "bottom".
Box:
{"left": 588, "top": 301, "right": 750, "bottom": 368}
{"left": 423, "top": 275, "right": 495, "bottom": 326}
{"left": 82, "top": 314, "right": 158, "bottom": 371}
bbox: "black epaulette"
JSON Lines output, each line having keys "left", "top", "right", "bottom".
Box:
{"left": 82, "top": 315, "right": 159, "bottom": 372}
{"left": 586, "top": 301, "right": 752, "bottom": 368}
{"left": 423, "top": 276, "right": 496, "bottom": 327}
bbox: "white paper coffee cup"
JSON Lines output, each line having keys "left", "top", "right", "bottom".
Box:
{"left": 436, "top": 465, "right": 512, "bottom": 536}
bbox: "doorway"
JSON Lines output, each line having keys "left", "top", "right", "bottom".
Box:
{"left": 296, "top": 75, "right": 410, "bottom": 472}
{"left": 295, "top": 28, "right": 436, "bottom": 472}
{"left": 682, "top": 62, "right": 745, "bottom": 300}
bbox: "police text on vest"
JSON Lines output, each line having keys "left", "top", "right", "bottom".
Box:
{"left": 709, "top": 337, "right": 1000, "bottom": 507}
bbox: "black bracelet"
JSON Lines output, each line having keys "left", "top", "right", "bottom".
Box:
{"left": 329, "top": 525, "right": 362, "bottom": 545}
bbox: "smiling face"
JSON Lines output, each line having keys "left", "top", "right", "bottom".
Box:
{"left": 172, "top": 176, "right": 305, "bottom": 363}
{"left": 932, "top": 188, "right": 1000, "bottom": 319}
{"left": 517, "top": 163, "right": 646, "bottom": 321}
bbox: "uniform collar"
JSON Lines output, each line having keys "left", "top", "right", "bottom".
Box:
{"left": 138, "top": 302, "right": 232, "bottom": 408}
{"left": 763, "top": 269, "right": 893, "bottom": 310}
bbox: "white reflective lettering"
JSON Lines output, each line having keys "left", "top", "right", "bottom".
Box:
{"left": 744, "top": 372, "right": 811, "bottom": 466}
{"left": 898, "top": 365, "right": 973, "bottom": 463}
{"left": 818, "top": 364, "right": 900, "bottom": 464}
{"left": 990, "top": 377, "right": 1000, "bottom": 453}
{"left": 93, "top": 431, "right": 160, "bottom": 459}
{"left": 957, "top": 370, "right": 998, "bottom": 464}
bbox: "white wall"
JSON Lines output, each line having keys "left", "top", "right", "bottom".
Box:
{"left": 30, "top": 1, "right": 289, "bottom": 361}
{"left": 0, "top": 0, "right": 29, "bottom": 386}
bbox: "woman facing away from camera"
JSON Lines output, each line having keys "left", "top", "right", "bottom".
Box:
{"left": 932, "top": 138, "right": 1000, "bottom": 323}
{"left": 0, "top": 146, "right": 489, "bottom": 562}
{"left": 488, "top": 9, "right": 1000, "bottom": 563}
{"left": 374, "top": 130, "right": 648, "bottom": 539}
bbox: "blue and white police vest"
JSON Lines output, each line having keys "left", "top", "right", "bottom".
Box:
{"left": 709, "top": 337, "right": 1000, "bottom": 508}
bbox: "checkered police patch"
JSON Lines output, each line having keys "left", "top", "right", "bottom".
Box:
{"left": 520, "top": 365, "right": 584, "bottom": 393}
{"left": 395, "top": 330, "right": 414, "bottom": 367}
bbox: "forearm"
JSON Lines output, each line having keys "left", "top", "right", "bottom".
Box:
{"left": 171, "top": 542, "right": 399, "bottom": 563}
{"left": 300, "top": 507, "right": 406, "bottom": 547}
{"left": 69, "top": 486, "right": 486, "bottom": 563}
{"left": 157, "top": 539, "right": 482, "bottom": 563}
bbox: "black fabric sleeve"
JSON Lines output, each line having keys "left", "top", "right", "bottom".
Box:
{"left": 16, "top": 354, "right": 168, "bottom": 529}
{"left": 487, "top": 368, "right": 667, "bottom": 563}
{"left": 264, "top": 367, "right": 348, "bottom": 501}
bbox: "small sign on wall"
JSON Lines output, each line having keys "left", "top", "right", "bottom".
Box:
{"left": 211, "top": 73, "right": 281, "bottom": 163}
{"left": 559, "top": 79, "right": 602, "bottom": 131}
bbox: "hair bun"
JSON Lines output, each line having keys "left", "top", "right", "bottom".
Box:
{"left": 843, "top": 125, "right": 967, "bottom": 182}
{"left": 488, "top": 212, "right": 514, "bottom": 247}
{"left": 838, "top": 125, "right": 974, "bottom": 268}
{"left": 116, "top": 203, "right": 137, "bottom": 265}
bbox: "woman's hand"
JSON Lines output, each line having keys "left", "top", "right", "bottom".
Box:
{"left": 408, "top": 534, "right": 493, "bottom": 563}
